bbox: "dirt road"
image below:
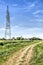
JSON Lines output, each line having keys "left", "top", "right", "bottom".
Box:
{"left": 3, "top": 41, "right": 42, "bottom": 65}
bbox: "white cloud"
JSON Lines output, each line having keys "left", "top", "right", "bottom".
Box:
{"left": 36, "top": 19, "right": 43, "bottom": 22}
{"left": 23, "top": 3, "right": 35, "bottom": 12}
{"left": 11, "top": 25, "right": 43, "bottom": 39}
{"left": 12, "top": 2, "right": 36, "bottom": 12}
{"left": 0, "top": 28, "right": 5, "bottom": 38}
{"left": 33, "top": 10, "right": 43, "bottom": 18}
{"left": 33, "top": 10, "right": 40, "bottom": 15}
{"left": 30, "top": 3, "right": 35, "bottom": 8}
{"left": 12, "top": 4, "right": 18, "bottom": 7}
{"left": 0, "top": 26, "right": 43, "bottom": 39}
{"left": 33, "top": 10, "right": 43, "bottom": 17}
{"left": 0, "top": 28, "right": 5, "bottom": 31}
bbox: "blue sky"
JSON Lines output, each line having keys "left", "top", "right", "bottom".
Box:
{"left": 0, "top": 0, "right": 43, "bottom": 38}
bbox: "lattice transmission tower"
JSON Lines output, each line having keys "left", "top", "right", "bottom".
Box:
{"left": 5, "top": 6, "right": 11, "bottom": 39}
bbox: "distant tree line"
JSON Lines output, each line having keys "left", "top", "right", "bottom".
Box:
{"left": 0, "top": 37, "right": 42, "bottom": 40}
{"left": 29, "top": 37, "right": 42, "bottom": 40}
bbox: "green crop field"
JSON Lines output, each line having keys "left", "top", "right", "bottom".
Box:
{"left": 29, "top": 41, "right": 43, "bottom": 65}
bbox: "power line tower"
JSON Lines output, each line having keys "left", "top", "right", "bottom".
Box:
{"left": 5, "top": 6, "right": 11, "bottom": 39}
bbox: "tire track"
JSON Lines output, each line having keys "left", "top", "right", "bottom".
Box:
{"left": 3, "top": 41, "right": 42, "bottom": 65}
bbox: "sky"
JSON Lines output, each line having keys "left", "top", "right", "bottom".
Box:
{"left": 0, "top": 0, "right": 43, "bottom": 38}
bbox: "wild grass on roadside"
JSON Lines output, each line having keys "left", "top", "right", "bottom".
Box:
{"left": 0, "top": 40, "right": 40, "bottom": 65}
{"left": 29, "top": 42, "right": 43, "bottom": 65}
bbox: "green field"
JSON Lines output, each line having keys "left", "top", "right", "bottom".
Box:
{"left": 29, "top": 41, "right": 43, "bottom": 65}
{"left": 0, "top": 40, "right": 42, "bottom": 65}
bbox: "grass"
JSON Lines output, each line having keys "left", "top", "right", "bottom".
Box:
{"left": 0, "top": 40, "right": 41, "bottom": 65}
{"left": 29, "top": 41, "right": 43, "bottom": 65}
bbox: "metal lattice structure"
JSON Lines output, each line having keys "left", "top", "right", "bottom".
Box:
{"left": 5, "top": 6, "right": 11, "bottom": 39}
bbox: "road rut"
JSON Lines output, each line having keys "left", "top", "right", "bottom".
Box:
{"left": 3, "top": 41, "right": 42, "bottom": 65}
